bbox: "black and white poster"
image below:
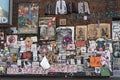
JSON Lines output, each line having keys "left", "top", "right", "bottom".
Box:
{"left": 112, "top": 21, "right": 120, "bottom": 41}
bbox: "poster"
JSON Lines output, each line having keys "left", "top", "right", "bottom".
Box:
{"left": 100, "top": 23, "right": 111, "bottom": 38}
{"left": 76, "top": 25, "right": 87, "bottom": 41}
{"left": 56, "top": 26, "right": 74, "bottom": 44}
{"left": 112, "top": 41, "right": 120, "bottom": 57}
{"left": 112, "top": 21, "right": 120, "bottom": 41}
{"left": 0, "top": 0, "right": 12, "bottom": 24}
{"left": 88, "top": 24, "right": 100, "bottom": 39}
{"left": 18, "top": 3, "right": 39, "bottom": 34}
{"left": 39, "top": 17, "right": 56, "bottom": 40}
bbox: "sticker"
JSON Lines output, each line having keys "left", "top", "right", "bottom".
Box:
{"left": 50, "top": 41, "right": 56, "bottom": 47}
{"left": 48, "top": 64, "right": 58, "bottom": 73}
{"left": 76, "top": 41, "right": 86, "bottom": 47}
{"left": 7, "top": 35, "right": 17, "bottom": 45}
{"left": 33, "top": 56, "right": 38, "bottom": 61}
{"left": 81, "top": 47, "right": 86, "bottom": 53}
{"left": 31, "top": 44, "right": 37, "bottom": 51}
{"left": 31, "top": 36, "right": 38, "bottom": 42}
{"left": 22, "top": 51, "right": 32, "bottom": 59}
{"left": 17, "top": 59, "right": 22, "bottom": 66}
{"left": 57, "top": 65, "right": 67, "bottom": 72}
{"left": 25, "top": 37, "right": 33, "bottom": 51}
{"left": 25, "top": 37, "right": 33, "bottom": 46}
{"left": 32, "top": 62, "right": 40, "bottom": 67}
{"left": 66, "top": 44, "right": 75, "bottom": 51}
{"left": 67, "top": 65, "right": 77, "bottom": 73}
{"left": 87, "top": 40, "right": 97, "bottom": 53}
{"left": 32, "top": 67, "right": 42, "bottom": 74}
{"left": 47, "top": 52, "right": 58, "bottom": 64}
{"left": 95, "top": 67, "right": 100, "bottom": 73}
{"left": 11, "top": 54, "right": 17, "bottom": 63}
{"left": 9, "top": 48, "right": 19, "bottom": 54}
{"left": 39, "top": 45, "right": 51, "bottom": 54}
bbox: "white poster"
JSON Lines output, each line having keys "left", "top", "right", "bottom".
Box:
{"left": 112, "top": 21, "right": 120, "bottom": 41}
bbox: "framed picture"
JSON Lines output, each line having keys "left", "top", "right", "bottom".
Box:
{"left": 18, "top": 3, "right": 39, "bottom": 34}
{"left": 112, "top": 21, "right": 120, "bottom": 41}
{"left": 0, "top": 0, "right": 13, "bottom": 25}
{"left": 59, "top": 19, "right": 66, "bottom": 25}
{"left": 39, "top": 17, "right": 56, "bottom": 40}
{"left": 87, "top": 24, "right": 100, "bottom": 39}
{"left": 76, "top": 25, "right": 87, "bottom": 41}
{"left": 100, "top": 23, "right": 111, "bottom": 38}
{"left": 56, "top": 26, "right": 74, "bottom": 44}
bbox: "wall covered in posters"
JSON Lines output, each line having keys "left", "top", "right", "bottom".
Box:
{"left": 0, "top": 0, "right": 120, "bottom": 78}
